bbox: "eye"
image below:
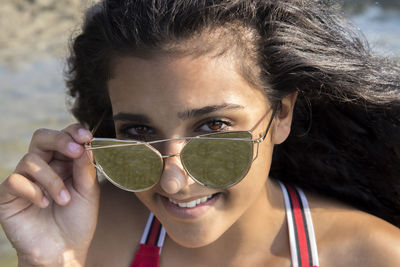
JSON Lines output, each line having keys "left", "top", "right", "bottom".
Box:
{"left": 197, "top": 120, "right": 231, "bottom": 132}
{"left": 118, "top": 124, "right": 155, "bottom": 140}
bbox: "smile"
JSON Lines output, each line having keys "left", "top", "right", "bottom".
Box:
{"left": 168, "top": 194, "right": 214, "bottom": 208}
{"left": 161, "top": 193, "right": 221, "bottom": 219}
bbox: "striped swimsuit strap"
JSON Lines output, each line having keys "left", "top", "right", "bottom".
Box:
{"left": 130, "top": 213, "right": 166, "bottom": 267}
{"left": 279, "top": 182, "right": 320, "bottom": 267}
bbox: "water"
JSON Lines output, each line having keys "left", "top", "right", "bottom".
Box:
{"left": 0, "top": 3, "right": 399, "bottom": 266}
{"left": 0, "top": 58, "right": 75, "bottom": 176}
{"left": 351, "top": 6, "right": 400, "bottom": 57}
{"left": 0, "top": 58, "right": 75, "bottom": 266}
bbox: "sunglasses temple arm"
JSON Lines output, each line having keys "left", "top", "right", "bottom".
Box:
{"left": 91, "top": 111, "right": 108, "bottom": 137}
{"left": 256, "top": 107, "right": 277, "bottom": 143}
{"left": 252, "top": 142, "right": 260, "bottom": 162}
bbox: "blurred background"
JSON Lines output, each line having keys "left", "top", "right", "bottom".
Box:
{"left": 0, "top": 0, "right": 399, "bottom": 265}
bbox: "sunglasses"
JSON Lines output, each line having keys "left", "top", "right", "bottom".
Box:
{"left": 86, "top": 109, "right": 276, "bottom": 192}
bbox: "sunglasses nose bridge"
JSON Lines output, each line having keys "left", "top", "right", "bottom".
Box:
{"left": 155, "top": 137, "right": 187, "bottom": 158}
{"left": 162, "top": 153, "right": 181, "bottom": 159}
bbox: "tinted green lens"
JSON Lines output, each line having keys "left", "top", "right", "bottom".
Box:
{"left": 90, "top": 140, "right": 163, "bottom": 191}
{"left": 90, "top": 132, "right": 253, "bottom": 191}
{"left": 181, "top": 132, "right": 253, "bottom": 188}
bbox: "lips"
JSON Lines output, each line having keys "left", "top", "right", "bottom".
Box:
{"left": 168, "top": 194, "right": 214, "bottom": 208}
{"left": 161, "top": 193, "right": 220, "bottom": 219}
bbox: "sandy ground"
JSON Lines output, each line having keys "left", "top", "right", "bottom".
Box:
{"left": 1, "top": 0, "right": 398, "bottom": 64}
{"left": 0, "top": 0, "right": 98, "bottom": 64}
{"left": 0, "top": 1, "right": 98, "bottom": 265}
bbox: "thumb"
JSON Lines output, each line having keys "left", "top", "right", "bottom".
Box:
{"left": 72, "top": 150, "right": 99, "bottom": 199}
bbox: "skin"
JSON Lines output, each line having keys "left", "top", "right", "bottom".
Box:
{"left": 107, "top": 54, "right": 291, "bottom": 248}
{"left": 0, "top": 124, "right": 99, "bottom": 266}
{"left": 0, "top": 52, "right": 400, "bottom": 267}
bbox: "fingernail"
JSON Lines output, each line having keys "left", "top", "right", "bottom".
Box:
{"left": 42, "top": 196, "right": 49, "bottom": 207}
{"left": 59, "top": 189, "right": 71, "bottom": 204}
{"left": 78, "top": 128, "right": 91, "bottom": 139}
{"left": 68, "top": 142, "right": 82, "bottom": 153}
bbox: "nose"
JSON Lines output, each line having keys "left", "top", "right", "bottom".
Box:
{"left": 158, "top": 140, "right": 195, "bottom": 194}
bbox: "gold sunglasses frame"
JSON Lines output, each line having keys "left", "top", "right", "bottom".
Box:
{"left": 85, "top": 108, "right": 277, "bottom": 192}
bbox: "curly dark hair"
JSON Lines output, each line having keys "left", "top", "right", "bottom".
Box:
{"left": 66, "top": 0, "right": 400, "bottom": 226}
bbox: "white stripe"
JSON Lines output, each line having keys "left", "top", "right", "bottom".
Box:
{"left": 279, "top": 182, "right": 299, "bottom": 267}
{"left": 296, "top": 187, "right": 320, "bottom": 266}
{"left": 157, "top": 227, "right": 167, "bottom": 253}
{"left": 140, "top": 213, "right": 155, "bottom": 244}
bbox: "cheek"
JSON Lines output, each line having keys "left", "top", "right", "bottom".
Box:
{"left": 134, "top": 191, "right": 156, "bottom": 209}
{"left": 228, "top": 141, "right": 273, "bottom": 200}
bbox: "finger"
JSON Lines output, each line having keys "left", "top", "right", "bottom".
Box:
{"left": 15, "top": 153, "right": 71, "bottom": 206}
{"left": 51, "top": 124, "right": 92, "bottom": 162}
{"left": 72, "top": 150, "right": 99, "bottom": 200}
{"left": 61, "top": 123, "right": 92, "bottom": 145}
{"left": 28, "top": 128, "right": 86, "bottom": 163}
{"left": 52, "top": 151, "right": 72, "bottom": 162}
{"left": 49, "top": 160, "right": 73, "bottom": 180}
{"left": 0, "top": 173, "right": 49, "bottom": 208}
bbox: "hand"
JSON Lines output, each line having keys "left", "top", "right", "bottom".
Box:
{"left": 0, "top": 124, "right": 100, "bottom": 266}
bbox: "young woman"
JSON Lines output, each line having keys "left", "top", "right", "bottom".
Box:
{"left": 1, "top": 0, "right": 400, "bottom": 266}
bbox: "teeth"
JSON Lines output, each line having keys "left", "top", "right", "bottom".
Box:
{"left": 169, "top": 194, "right": 214, "bottom": 208}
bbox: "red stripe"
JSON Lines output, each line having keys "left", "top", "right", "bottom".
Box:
{"left": 147, "top": 217, "right": 161, "bottom": 246}
{"left": 287, "top": 185, "right": 311, "bottom": 267}
{"left": 130, "top": 244, "right": 160, "bottom": 267}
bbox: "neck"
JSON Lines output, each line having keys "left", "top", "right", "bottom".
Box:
{"left": 219, "top": 178, "right": 288, "bottom": 262}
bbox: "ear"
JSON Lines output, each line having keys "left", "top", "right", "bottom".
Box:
{"left": 271, "top": 92, "right": 298, "bottom": 144}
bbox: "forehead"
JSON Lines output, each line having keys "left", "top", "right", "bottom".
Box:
{"left": 107, "top": 54, "right": 267, "bottom": 116}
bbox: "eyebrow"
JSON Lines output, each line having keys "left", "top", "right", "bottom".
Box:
{"left": 113, "top": 103, "right": 244, "bottom": 123}
{"left": 177, "top": 104, "right": 244, "bottom": 120}
{"left": 113, "top": 113, "right": 150, "bottom": 123}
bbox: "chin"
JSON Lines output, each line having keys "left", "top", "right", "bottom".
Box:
{"left": 165, "top": 225, "right": 223, "bottom": 248}
{"left": 138, "top": 191, "right": 236, "bottom": 248}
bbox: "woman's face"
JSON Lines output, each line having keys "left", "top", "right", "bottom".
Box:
{"left": 107, "top": 53, "right": 281, "bottom": 248}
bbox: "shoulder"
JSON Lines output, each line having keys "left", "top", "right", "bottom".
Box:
{"left": 86, "top": 179, "right": 149, "bottom": 267}
{"left": 304, "top": 191, "right": 400, "bottom": 266}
